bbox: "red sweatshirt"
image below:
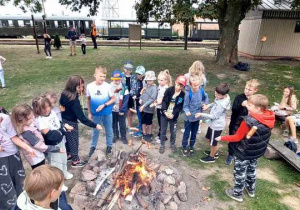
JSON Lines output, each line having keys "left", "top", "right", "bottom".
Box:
{"left": 221, "top": 110, "right": 275, "bottom": 142}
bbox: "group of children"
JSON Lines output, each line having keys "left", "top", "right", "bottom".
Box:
{"left": 0, "top": 59, "right": 279, "bottom": 208}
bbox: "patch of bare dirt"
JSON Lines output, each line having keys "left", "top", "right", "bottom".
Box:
{"left": 216, "top": 73, "right": 227, "bottom": 80}
{"left": 257, "top": 168, "right": 280, "bottom": 184}
{"left": 281, "top": 196, "right": 300, "bottom": 210}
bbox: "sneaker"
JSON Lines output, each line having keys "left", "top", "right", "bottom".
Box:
{"left": 71, "top": 160, "right": 86, "bottom": 168}
{"left": 88, "top": 147, "right": 96, "bottom": 158}
{"left": 200, "top": 156, "right": 215, "bottom": 163}
{"left": 45, "top": 56, "right": 49, "bottom": 59}
{"left": 106, "top": 146, "right": 112, "bottom": 159}
{"left": 155, "top": 136, "right": 160, "bottom": 141}
{"left": 122, "top": 137, "right": 128, "bottom": 144}
{"left": 170, "top": 144, "right": 177, "bottom": 153}
{"left": 244, "top": 187, "right": 255, "bottom": 198}
{"left": 48, "top": 56, "right": 52, "bottom": 59}
{"left": 181, "top": 148, "right": 189, "bottom": 157}
{"left": 159, "top": 146, "right": 165, "bottom": 154}
{"left": 156, "top": 139, "right": 161, "bottom": 144}
{"left": 282, "top": 130, "right": 289, "bottom": 137}
{"left": 189, "top": 148, "right": 195, "bottom": 157}
{"left": 204, "top": 151, "right": 219, "bottom": 159}
{"left": 147, "top": 134, "right": 153, "bottom": 142}
{"left": 62, "top": 184, "right": 68, "bottom": 192}
{"left": 226, "top": 155, "right": 234, "bottom": 165}
{"left": 65, "top": 172, "right": 73, "bottom": 180}
{"left": 180, "top": 129, "right": 185, "bottom": 133}
{"left": 197, "top": 128, "right": 202, "bottom": 134}
{"left": 133, "top": 131, "right": 142, "bottom": 137}
{"left": 225, "top": 189, "right": 243, "bottom": 202}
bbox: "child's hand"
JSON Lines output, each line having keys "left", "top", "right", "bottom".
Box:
{"left": 202, "top": 104, "right": 209, "bottom": 111}
{"left": 132, "top": 95, "right": 136, "bottom": 100}
{"left": 60, "top": 148, "right": 66, "bottom": 153}
{"left": 150, "top": 102, "right": 157, "bottom": 108}
{"left": 139, "top": 105, "right": 144, "bottom": 112}
{"left": 113, "top": 105, "right": 118, "bottom": 111}
{"left": 140, "top": 88, "right": 146, "bottom": 95}
{"left": 0, "top": 145, "right": 4, "bottom": 152}
{"left": 64, "top": 124, "right": 74, "bottom": 132}
{"left": 119, "top": 112, "right": 124, "bottom": 116}
{"left": 96, "top": 124, "right": 103, "bottom": 130}
{"left": 166, "top": 113, "right": 174, "bottom": 119}
{"left": 195, "top": 113, "right": 201, "bottom": 118}
{"left": 88, "top": 113, "right": 93, "bottom": 120}
{"left": 139, "top": 99, "right": 142, "bottom": 105}
{"left": 96, "top": 104, "right": 105, "bottom": 112}
{"left": 215, "top": 136, "right": 221, "bottom": 141}
{"left": 242, "top": 100, "right": 248, "bottom": 107}
{"left": 186, "top": 112, "right": 191, "bottom": 116}
{"left": 26, "top": 146, "right": 36, "bottom": 157}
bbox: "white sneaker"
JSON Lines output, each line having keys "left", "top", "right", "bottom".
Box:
{"left": 48, "top": 56, "right": 52, "bottom": 59}
{"left": 197, "top": 129, "right": 202, "bottom": 134}
{"left": 45, "top": 56, "right": 49, "bottom": 59}
{"left": 65, "top": 172, "right": 74, "bottom": 180}
{"left": 155, "top": 136, "right": 160, "bottom": 141}
{"left": 156, "top": 139, "right": 161, "bottom": 144}
{"left": 62, "top": 184, "right": 68, "bottom": 192}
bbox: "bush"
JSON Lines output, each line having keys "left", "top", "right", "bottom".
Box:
{"left": 53, "top": 35, "right": 62, "bottom": 50}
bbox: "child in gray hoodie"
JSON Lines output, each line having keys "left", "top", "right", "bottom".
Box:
{"left": 198, "top": 83, "right": 231, "bottom": 163}
{"left": 139, "top": 71, "right": 158, "bottom": 142}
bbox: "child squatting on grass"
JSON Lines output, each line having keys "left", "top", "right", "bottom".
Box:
{"left": 215, "top": 94, "right": 275, "bottom": 202}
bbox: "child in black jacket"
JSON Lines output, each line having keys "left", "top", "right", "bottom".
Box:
{"left": 159, "top": 75, "right": 186, "bottom": 154}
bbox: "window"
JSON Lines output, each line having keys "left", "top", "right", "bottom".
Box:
{"left": 46, "top": 20, "right": 51, "bottom": 28}
{"left": 0, "top": 20, "right": 2, "bottom": 28}
{"left": 8, "top": 20, "right": 14, "bottom": 27}
{"left": 54, "top": 21, "right": 58, "bottom": 28}
{"left": 85, "top": 21, "right": 89, "bottom": 28}
{"left": 295, "top": 21, "right": 300, "bottom": 32}
{"left": 69, "top": 20, "right": 73, "bottom": 27}
{"left": 62, "top": 20, "right": 67, "bottom": 28}
{"left": 18, "top": 20, "right": 25, "bottom": 27}
{"left": 24, "top": 20, "right": 32, "bottom": 27}
{"left": 57, "top": 20, "right": 63, "bottom": 28}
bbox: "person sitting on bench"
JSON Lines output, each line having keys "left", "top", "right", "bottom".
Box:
{"left": 283, "top": 114, "right": 300, "bottom": 144}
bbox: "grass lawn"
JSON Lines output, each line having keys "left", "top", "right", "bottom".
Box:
{"left": 1, "top": 45, "right": 300, "bottom": 209}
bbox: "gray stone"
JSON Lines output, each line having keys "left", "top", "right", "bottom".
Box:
{"left": 89, "top": 160, "right": 98, "bottom": 168}
{"left": 157, "top": 173, "right": 167, "bottom": 183}
{"left": 160, "top": 193, "right": 172, "bottom": 205}
{"left": 165, "top": 176, "right": 176, "bottom": 185}
{"left": 93, "top": 166, "right": 100, "bottom": 174}
{"left": 86, "top": 181, "right": 96, "bottom": 193}
{"left": 158, "top": 165, "right": 170, "bottom": 173}
{"left": 173, "top": 194, "right": 181, "bottom": 205}
{"left": 177, "top": 191, "right": 188, "bottom": 202}
{"left": 81, "top": 170, "right": 97, "bottom": 181}
{"left": 73, "top": 194, "right": 89, "bottom": 209}
{"left": 155, "top": 201, "right": 166, "bottom": 210}
{"left": 164, "top": 169, "right": 173, "bottom": 175}
{"left": 177, "top": 182, "right": 186, "bottom": 192}
{"left": 163, "top": 185, "right": 177, "bottom": 195}
{"left": 172, "top": 173, "right": 182, "bottom": 185}
{"left": 89, "top": 149, "right": 106, "bottom": 162}
{"left": 83, "top": 164, "right": 93, "bottom": 171}
{"left": 70, "top": 183, "right": 86, "bottom": 198}
{"left": 167, "top": 201, "right": 178, "bottom": 210}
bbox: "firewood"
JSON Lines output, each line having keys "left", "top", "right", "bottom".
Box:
{"left": 125, "top": 182, "right": 137, "bottom": 203}
{"left": 93, "top": 167, "right": 116, "bottom": 196}
{"left": 97, "top": 184, "right": 115, "bottom": 207}
{"left": 135, "top": 193, "right": 148, "bottom": 209}
{"left": 106, "top": 190, "right": 121, "bottom": 210}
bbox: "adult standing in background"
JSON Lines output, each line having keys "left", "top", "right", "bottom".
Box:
{"left": 91, "top": 23, "right": 98, "bottom": 49}
{"left": 68, "top": 27, "right": 77, "bottom": 56}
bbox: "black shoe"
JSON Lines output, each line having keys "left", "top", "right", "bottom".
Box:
{"left": 189, "top": 148, "right": 195, "bottom": 157}
{"left": 106, "top": 146, "right": 112, "bottom": 159}
{"left": 71, "top": 160, "right": 86, "bottom": 168}
{"left": 122, "top": 137, "right": 128, "bottom": 144}
{"left": 204, "top": 150, "right": 219, "bottom": 159}
{"left": 88, "top": 147, "right": 96, "bottom": 158}
{"left": 159, "top": 146, "right": 165, "bottom": 154}
{"left": 170, "top": 144, "right": 177, "bottom": 153}
{"left": 200, "top": 156, "right": 216, "bottom": 163}
{"left": 181, "top": 148, "right": 189, "bottom": 157}
{"left": 147, "top": 134, "right": 153, "bottom": 142}
{"left": 225, "top": 189, "right": 243, "bottom": 202}
{"left": 245, "top": 187, "right": 255, "bottom": 198}
{"left": 113, "top": 137, "right": 118, "bottom": 143}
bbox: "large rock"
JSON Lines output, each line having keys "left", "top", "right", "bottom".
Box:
{"left": 73, "top": 194, "right": 89, "bottom": 209}
{"left": 86, "top": 181, "right": 96, "bottom": 193}
{"left": 264, "top": 146, "right": 281, "bottom": 159}
{"left": 177, "top": 191, "right": 188, "bottom": 202}
{"left": 164, "top": 169, "right": 173, "bottom": 175}
{"left": 160, "top": 193, "right": 172, "bottom": 205}
{"left": 167, "top": 201, "right": 178, "bottom": 210}
{"left": 70, "top": 183, "right": 87, "bottom": 198}
{"left": 93, "top": 166, "right": 100, "bottom": 174}
{"left": 177, "top": 182, "right": 186, "bottom": 193}
{"left": 173, "top": 194, "right": 181, "bottom": 205}
{"left": 81, "top": 170, "right": 97, "bottom": 181}
{"left": 165, "top": 176, "right": 176, "bottom": 185}
{"left": 163, "top": 184, "right": 177, "bottom": 195}
{"left": 89, "top": 149, "right": 106, "bottom": 162}
{"left": 89, "top": 160, "right": 99, "bottom": 168}
{"left": 172, "top": 173, "right": 182, "bottom": 185}
{"left": 157, "top": 173, "right": 167, "bottom": 183}
{"left": 158, "top": 165, "right": 170, "bottom": 173}
{"left": 155, "top": 201, "right": 166, "bottom": 210}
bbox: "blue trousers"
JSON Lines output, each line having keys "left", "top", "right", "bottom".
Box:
{"left": 91, "top": 114, "right": 113, "bottom": 148}
{"left": 182, "top": 120, "right": 200, "bottom": 149}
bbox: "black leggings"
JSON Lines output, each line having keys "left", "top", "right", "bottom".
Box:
{"left": 44, "top": 44, "right": 51, "bottom": 56}
{"left": 81, "top": 44, "right": 86, "bottom": 54}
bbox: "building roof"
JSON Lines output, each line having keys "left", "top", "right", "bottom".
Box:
{"left": 0, "top": 14, "right": 93, "bottom": 21}
{"left": 258, "top": 0, "right": 292, "bottom": 11}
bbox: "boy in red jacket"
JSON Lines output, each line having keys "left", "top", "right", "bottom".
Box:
{"left": 216, "top": 94, "right": 275, "bottom": 202}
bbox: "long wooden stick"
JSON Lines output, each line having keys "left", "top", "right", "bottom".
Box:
{"left": 106, "top": 190, "right": 121, "bottom": 210}
{"left": 93, "top": 167, "right": 116, "bottom": 196}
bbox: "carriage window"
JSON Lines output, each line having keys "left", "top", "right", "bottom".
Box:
{"left": 46, "top": 20, "right": 51, "bottom": 28}
{"left": 85, "top": 21, "right": 89, "bottom": 28}
{"left": 295, "top": 21, "right": 300, "bottom": 32}
{"left": 18, "top": 20, "right": 25, "bottom": 27}
{"left": 54, "top": 21, "right": 58, "bottom": 28}
{"left": 57, "top": 20, "right": 63, "bottom": 28}
{"left": 24, "top": 20, "right": 32, "bottom": 27}
{"left": 8, "top": 20, "right": 14, "bottom": 27}
{"left": 69, "top": 21, "right": 73, "bottom": 27}
{"left": 0, "top": 20, "right": 2, "bottom": 28}
{"left": 62, "top": 20, "right": 67, "bottom": 28}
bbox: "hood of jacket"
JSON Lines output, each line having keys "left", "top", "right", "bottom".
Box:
{"left": 17, "top": 191, "right": 54, "bottom": 210}
{"left": 249, "top": 109, "right": 275, "bottom": 129}
{"left": 59, "top": 93, "right": 77, "bottom": 107}
{"left": 215, "top": 94, "right": 231, "bottom": 111}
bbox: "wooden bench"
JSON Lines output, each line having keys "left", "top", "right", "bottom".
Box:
{"left": 268, "top": 140, "right": 300, "bottom": 172}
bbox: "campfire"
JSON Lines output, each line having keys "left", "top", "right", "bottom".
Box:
{"left": 70, "top": 144, "right": 188, "bottom": 210}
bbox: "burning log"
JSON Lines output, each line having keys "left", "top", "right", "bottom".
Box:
{"left": 135, "top": 193, "right": 148, "bottom": 209}
{"left": 125, "top": 182, "right": 137, "bottom": 203}
{"left": 97, "top": 184, "right": 115, "bottom": 207}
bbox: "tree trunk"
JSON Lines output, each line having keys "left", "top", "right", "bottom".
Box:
{"left": 216, "top": 0, "right": 251, "bottom": 65}
{"left": 184, "top": 23, "right": 188, "bottom": 50}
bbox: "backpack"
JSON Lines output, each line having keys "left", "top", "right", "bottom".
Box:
{"left": 234, "top": 62, "right": 250, "bottom": 71}
{"left": 284, "top": 140, "right": 298, "bottom": 153}
{"left": 189, "top": 88, "right": 206, "bottom": 102}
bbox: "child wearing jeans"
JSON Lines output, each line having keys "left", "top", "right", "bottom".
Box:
{"left": 199, "top": 83, "right": 231, "bottom": 163}
{"left": 17, "top": 165, "right": 72, "bottom": 210}
{"left": 87, "top": 67, "right": 115, "bottom": 158}
{"left": 11, "top": 104, "right": 64, "bottom": 170}
{"left": 111, "top": 70, "right": 129, "bottom": 144}
{"left": 216, "top": 94, "right": 275, "bottom": 202}
{"left": 159, "top": 75, "right": 186, "bottom": 154}
{"left": 139, "top": 71, "right": 158, "bottom": 142}
{"left": 181, "top": 75, "right": 208, "bottom": 157}
{"left": 0, "top": 55, "right": 6, "bottom": 89}
{"left": 227, "top": 79, "right": 259, "bottom": 165}
{"left": 0, "top": 113, "right": 35, "bottom": 210}
{"left": 152, "top": 70, "right": 172, "bottom": 144}
{"left": 32, "top": 96, "right": 74, "bottom": 191}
